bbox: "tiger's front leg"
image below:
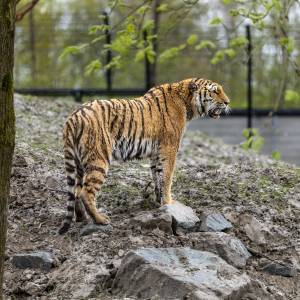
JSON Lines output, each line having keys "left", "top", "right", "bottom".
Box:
{"left": 152, "top": 145, "right": 177, "bottom": 205}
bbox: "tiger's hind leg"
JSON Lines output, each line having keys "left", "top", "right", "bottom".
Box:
{"left": 74, "top": 166, "right": 87, "bottom": 223}
{"left": 59, "top": 156, "right": 77, "bottom": 234}
{"left": 80, "top": 159, "right": 110, "bottom": 225}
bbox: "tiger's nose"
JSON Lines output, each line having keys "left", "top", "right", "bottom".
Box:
{"left": 224, "top": 100, "right": 230, "bottom": 105}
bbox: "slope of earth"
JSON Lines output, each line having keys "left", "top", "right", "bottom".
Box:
{"left": 4, "top": 94, "right": 300, "bottom": 299}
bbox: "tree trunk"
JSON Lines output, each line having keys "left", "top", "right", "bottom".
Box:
{"left": 29, "top": 9, "right": 36, "bottom": 83}
{"left": 149, "top": 0, "right": 161, "bottom": 87}
{"left": 0, "top": 1, "right": 16, "bottom": 299}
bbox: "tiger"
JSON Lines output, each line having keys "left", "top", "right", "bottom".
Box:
{"left": 58, "top": 78, "right": 230, "bottom": 234}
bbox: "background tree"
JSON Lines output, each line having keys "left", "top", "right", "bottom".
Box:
{"left": 0, "top": 1, "right": 39, "bottom": 298}
{"left": 0, "top": 2, "right": 16, "bottom": 299}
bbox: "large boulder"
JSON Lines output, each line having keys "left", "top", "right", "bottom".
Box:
{"left": 112, "top": 247, "right": 252, "bottom": 300}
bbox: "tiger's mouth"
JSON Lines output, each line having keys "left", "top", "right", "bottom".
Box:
{"left": 208, "top": 108, "right": 223, "bottom": 119}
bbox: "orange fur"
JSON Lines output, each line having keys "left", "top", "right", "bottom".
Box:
{"left": 59, "top": 78, "right": 230, "bottom": 234}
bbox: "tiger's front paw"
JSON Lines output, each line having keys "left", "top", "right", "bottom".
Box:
{"left": 95, "top": 213, "right": 111, "bottom": 225}
{"left": 162, "top": 198, "right": 174, "bottom": 205}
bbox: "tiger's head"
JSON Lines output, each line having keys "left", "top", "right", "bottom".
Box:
{"left": 188, "top": 78, "right": 230, "bottom": 119}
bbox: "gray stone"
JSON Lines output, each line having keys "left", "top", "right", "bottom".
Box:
{"left": 189, "top": 232, "right": 251, "bottom": 268}
{"left": 240, "top": 215, "right": 266, "bottom": 245}
{"left": 112, "top": 247, "right": 252, "bottom": 300}
{"left": 199, "top": 212, "right": 232, "bottom": 232}
{"left": 262, "top": 263, "right": 297, "bottom": 277}
{"left": 160, "top": 200, "right": 199, "bottom": 229}
{"left": 80, "top": 223, "right": 113, "bottom": 236}
{"left": 131, "top": 211, "right": 173, "bottom": 234}
{"left": 11, "top": 251, "right": 53, "bottom": 272}
{"left": 45, "top": 175, "right": 59, "bottom": 189}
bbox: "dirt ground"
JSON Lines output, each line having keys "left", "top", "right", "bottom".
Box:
{"left": 4, "top": 95, "right": 300, "bottom": 299}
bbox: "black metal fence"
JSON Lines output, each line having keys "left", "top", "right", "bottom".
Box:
{"left": 14, "top": 18, "right": 300, "bottom": 127}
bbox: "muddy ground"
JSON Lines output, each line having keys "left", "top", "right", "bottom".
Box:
{"left": 4, "top": 94, "right": 300, "bottom": 299}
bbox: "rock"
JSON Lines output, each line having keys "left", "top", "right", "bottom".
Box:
{"left": 131, "top": 211, "right": 173, "bottom": 234}
{"left": 23, "top": 282, "right": 44, "bottom": 296}
{"left": 11, "top": 251, "right": 53, "bottom": 272}
{"left": 112, "top": 247, "right": 252, "bottom": 299}
{"left": 80, "top": 223, "right": 113, "bottom": 236}
{"left": 189, "top": 232, "right": 251, "bottom": 268}
{"left": 45, "top": 176, "right": 59, "bottom": 189}
{"left": 199, "top": 212, "right": 233, "bottom": 232}
{"left": 13, "top": 154, "right": 32, "bottom": 168}
{"left": 240, "top": 215, "right": 266, "bottom": 245}
{"left": 160, "top": 200, "right": 199, "bottom": 230}
{"left": 262, "top": 263, "right": 297, "bottom": 277}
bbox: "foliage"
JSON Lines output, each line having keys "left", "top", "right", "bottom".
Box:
{"left": 241, "top": 128, "right": 265, "bottom": 152}
{"left": 14, "top": 0, "right": 300, "bottom": 109}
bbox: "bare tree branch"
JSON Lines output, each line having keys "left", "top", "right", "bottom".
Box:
{"left": 16, "top": 0, "right": 40, "bottom": 22}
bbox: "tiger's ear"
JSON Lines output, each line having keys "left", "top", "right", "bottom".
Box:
{"left": 216, "top": 85, "right": 222, "bottom": 94}
{"left": 188, "top": 82, "right": 198, "bottom": 92}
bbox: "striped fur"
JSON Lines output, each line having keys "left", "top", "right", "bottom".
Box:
{"left": 58, "top": 78, "right": 230, "bottom": 234}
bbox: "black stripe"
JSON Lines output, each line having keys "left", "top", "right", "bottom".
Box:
{"left": 127, "top": 101, "right": 134, "bottom": 137}
{"left": 150, "top": 91, "right": 161, "bottom": 113}
{"left": 64, "top": 150, "right": 74, "bottom": 160}
{"left": 127, "top": 121, "right": 137, "bottom": 158}
{"left": 66, "top": 166, "right": 75, "bottom": 173}
{"left": 76, "top": 117, "right": 85, "bottom": 145}
{"left": 67, "top": 191, "right": 75, "bottom": 199}
{"left": 85, "top": 165, "right": 106, "bottom": 174}
{"left": 158, "top": 86, "right": 168, "bottom": 113}
{"left": 67, "top": 176, "right": 75, "bottom": 186}
{"left": 67, "top": 206, "right": 74, "bottom": 212}
{"left": 137, "top": 101, "right": 145, "bottom": 139}
{"left": 116, "top": 102, "right": 127, "bottom": 140}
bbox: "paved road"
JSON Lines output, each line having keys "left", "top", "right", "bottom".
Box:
{"left": 188, "top": 116, "right": 300, "bottom": 166}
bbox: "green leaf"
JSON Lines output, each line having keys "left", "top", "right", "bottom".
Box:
{"left": 229, "top": 9, "right": 239, "bottom": 17}
{"left": 285, "top": 90, "right": 300, "bottom": 102}
{"left": 187, "top": 34, "right": 198, "bottom": 46}
{"left": 59, "top": 44, "right": 88, "bottom": 60}
{"left": 229, "top": 36, "right": 248, "bottom": 48}
{"left": 84, "top": 59, "right": 102, "bottom": 76}
{"left": 272, "top": 151, "right": 281, "bottom": 161}
{"left": 209, "top": 17, "right": 222, "bottom": 25}
{"left": 137, "top": 4, "right": 150, "bottom": 15}
{"left": 146, "top": 48, "right": 156, "bottom": 63}
{"left": 135, "top": 49, "right": 145, "bottom": 62}
{"left": 91, "top": 36, "right": 105, "bottom": 44}
{"left": 158, "top": 44, "right": 186, "bottom": 63}
{"left": 89, "top": 24, "right": 109, "bottom": 35}
{"left": 143, "top": 20, "right": 154, "bottom": 33}
{"left": 279, "top": 37, "right": 294, "bottom": 54}
{"left": 224, "top": 48, "right": 236, "bottom": 58}
{"left": 222, "top": 0, "right": 232, "bottom": 4}
{"left": 195, "top": 40, "right": 216, "bottom": 50}
{"left": 157, "top": 3, "right": 168, "bottom": 12}
{"left": 252, "top": 136, "right": 264, "bottom": 152}
{"left": 210, "top": 50, "right": 225, "bottom": 64}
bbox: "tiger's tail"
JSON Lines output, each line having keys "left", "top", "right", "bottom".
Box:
{"left": 58, "top": 119, "right": 78, "bottom": 234}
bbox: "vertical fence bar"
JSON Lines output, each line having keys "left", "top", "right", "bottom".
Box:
{"left": 246, "top": 24, "right": 253, "bottom": 130}
{"left": 144, "top": 31, "right": 152, "bottom": 91}
{"left": 103, "top": 11, "right": 112, "bottom": 91}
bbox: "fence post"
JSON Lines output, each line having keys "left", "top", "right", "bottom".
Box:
{"left": 246, "top": 24, "right": 253, "bottom": 130}
{"left": 103, "top": 11, "right": 112, "bottom": 91}
{"left": 144, "top": 31, "right": 152, "bottom": 91}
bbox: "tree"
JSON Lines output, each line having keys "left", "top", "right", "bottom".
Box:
{"left": 0, "top": 1, "right": 39, "bottom": 298}
{"left": 0, "top": 2, "right": 16, "bottom": 299}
